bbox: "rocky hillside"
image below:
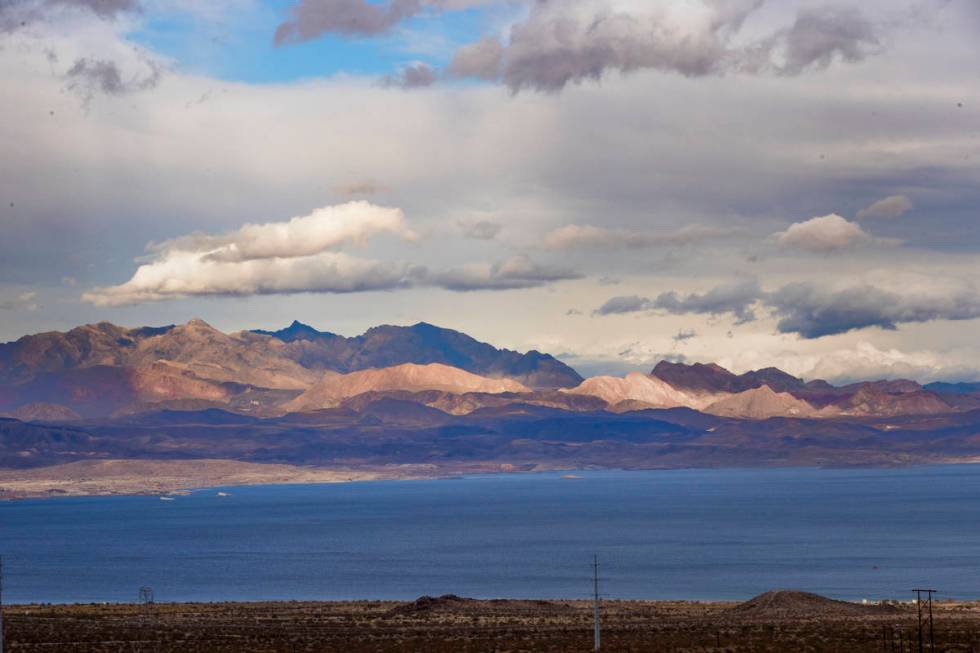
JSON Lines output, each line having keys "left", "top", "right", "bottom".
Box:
{"left": 564, "top": 372, "right": 712, "bottom": 410}
{"left": 703, "top": 386, "right": 817, "bottom": 419}
{"left": 0, "top": 320, "right": 580, "bottom": 417}
{"left": 254, "top": 321, "right": 582, "bottom": 389}
{"left": 286, "top": 364, "right": 530, "bottom": 412}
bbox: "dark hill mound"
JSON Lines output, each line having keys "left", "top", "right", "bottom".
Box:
{"left": 387, "top": 595, "right": 573, "bottom": 618}
{"left": 388, "top": 595, "right": 474, "bottom": 616}
{"left": 731, "top": 590, "right": 902, "bottom": 620}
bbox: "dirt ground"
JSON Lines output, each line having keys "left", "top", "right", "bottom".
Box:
{"left": 5, "top": 592, "right": 980, "bottom": 652}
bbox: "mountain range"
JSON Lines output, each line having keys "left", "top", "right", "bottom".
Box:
{"left": 0, "top": 319, "right": 976, "bottom": 421}
{"left": 1, "top": 319, "right": 979, "bottom": 478}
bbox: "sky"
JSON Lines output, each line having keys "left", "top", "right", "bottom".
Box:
{"left": 0, "top": 0, "right": 978, "bottom": 383}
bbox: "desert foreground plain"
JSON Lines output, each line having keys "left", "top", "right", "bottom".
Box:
{"left": 5, "top": 591, "right": 980, "bottom": 652}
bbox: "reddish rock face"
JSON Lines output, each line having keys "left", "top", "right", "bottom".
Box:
{"left": 830, "top": 383, "right": 952, "bottom": 417}
{"left": 650, "top": 361, "right": 747, "bottom": 393}
{"left": 703, "top": 386, "right": 818, "bottom": 420}
{"left": 0, "top": 320, "right": 582, "bottom": 418}
{"left": 285, "top": 363, "right": 530, "bottom": 413}
{"left": 651, "top": 361, "right": 810, "bottom": 395}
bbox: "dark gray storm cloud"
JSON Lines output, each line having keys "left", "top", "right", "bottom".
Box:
{"left": 448, "top": 35, "right": 503, "bottom": 80}
{"left": 596, "top": 280, "right": 980, "bottom": 339}
{"left": 1, "top": 0, "right": 139, "bottom": 31}
{"left": 274, "top": 0, "right": 494, "bottom": 44}
{"left": 48, "top": 0, "right": 138, "bottom": 17}
{"left": 766, "top": 5, "right": 881, "bottom": 75}
{"left": 275, "top": 0, "right": 422, "bottom": 43}
{"left": 271, "top": 1, "right": 895, "bottom": 94}
{"left": 382, "top": 62, "right": 438, "bottom": 88}
{"left": 593, "top": 295, "right": 655, "bottom": 316}
{"left": 460, "top": 220, "right": 503, "bottom": 240}
{"left": 453, "top": 1, "right": 756, "bottom": 92}
{"left": 65, "top": 57, "right": 161, "bottom": 100}
{"left": 448, "top": 1, "right": 882, "bottom": 93}
{"left": 651, "top": 280, "right": 761, "bottom": 324}
{"left": 594, "top": 280, "right": 760, "bottom": 323}
{"left": 767, "top": 282, "right": 980, "bottom": 338}
{"left": 1, "top": 0, "right": 159, "bottom": 101}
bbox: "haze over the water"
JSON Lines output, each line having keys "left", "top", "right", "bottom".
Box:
{"left": 1, "top": 0, "right": 979, "bottom": 385}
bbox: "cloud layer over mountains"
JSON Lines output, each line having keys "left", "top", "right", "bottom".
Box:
{"left": 1, "top": 0, "right": 978, "bottom": 383}
{"left": 596, "top": 279, "right": 980, "bottom": 339}
{"left": 83, "top": 202, "right": 579, "bottom": 305}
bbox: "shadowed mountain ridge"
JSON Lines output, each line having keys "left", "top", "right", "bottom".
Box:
{"left": 253, "top": 321, "right": 583, "bottom": 389}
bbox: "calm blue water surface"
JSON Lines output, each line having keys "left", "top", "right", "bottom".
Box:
{"left": 2, "top": 466, "right": 979, "bottom": 604}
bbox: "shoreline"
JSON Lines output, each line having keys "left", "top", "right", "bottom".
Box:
{"left": 0, "top": 458, "right": 562, "bottom": 500}
{"left": 0, "top": 459, "right": 436, "bottom": 500}
{"left": 3, "top": 457, "right": 980, "bottom": 501}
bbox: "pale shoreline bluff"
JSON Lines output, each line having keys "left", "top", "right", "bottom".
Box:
{"left": 4, "top": 458, "right": 980, "bottom": 501}
{"left": 0, "top": 459, "right": 545, "bottom": 500}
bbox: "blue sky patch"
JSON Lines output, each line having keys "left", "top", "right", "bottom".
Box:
{"left": 128, "top": 0, "right": 495, "bottom": 84}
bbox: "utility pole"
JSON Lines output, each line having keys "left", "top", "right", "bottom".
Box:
{"left": 138, "top": 586, "right": 154, "bottom": 653}
{"left": 916, "top": 589, "right": 923, "bottom": 653}
{"left": 912, "top": 589, "right": 936, "bottom": 653}
{"left": 592, "top": 555, "right": 601, "bottom": 653}
{"left": 139, "top": 586, "right": 154, "bottom": 619}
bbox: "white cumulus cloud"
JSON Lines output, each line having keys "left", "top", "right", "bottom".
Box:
{"left": 774, "top": 213, "right": 871, "bottom": 253}
{"left": 81, "top": 202, "right": 583, "bottom": 305}
{"left": 83, "top": 201, "right": 419, "bottom": 305}
{"left": 152, "top": 201, "right": 416, "bottom": 263}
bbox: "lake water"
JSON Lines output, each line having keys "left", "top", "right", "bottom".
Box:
{"left": 2, "top": 466, "right": 979, "bottom": 604}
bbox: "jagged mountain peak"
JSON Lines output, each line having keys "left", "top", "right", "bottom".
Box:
{"left": 253, "top": 320, "right": 337, "bottom": 342}
{"left": 704, "top": 385, "right": 817, "bottom": 420}
{"left": 565, "top": 371, "right": 701, "bottom": 409}
{"left": 651, "top": 360, "right": 743, "bottom": 393}
{"left": 651, "top": 360, "right": 812, "bottom": 394}
{"left": 740, "top": 367, "right": 808, "bottom": 392}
